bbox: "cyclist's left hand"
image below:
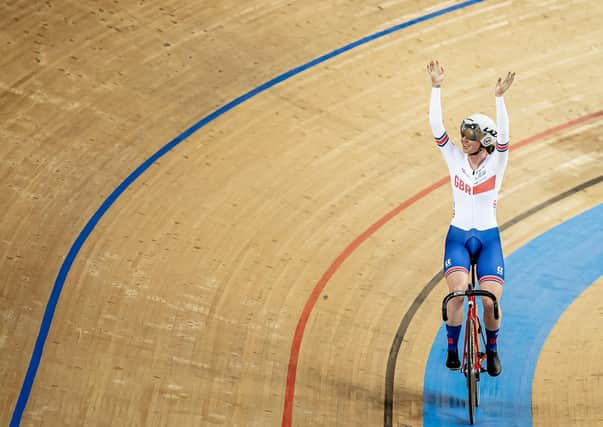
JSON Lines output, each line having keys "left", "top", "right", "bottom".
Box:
{"left": 495, "top": 72, "right": 515, "bottom": 96}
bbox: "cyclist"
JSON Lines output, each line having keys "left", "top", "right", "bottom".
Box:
{"left": 427, "top": 60, "right": 515, "bottom": 376}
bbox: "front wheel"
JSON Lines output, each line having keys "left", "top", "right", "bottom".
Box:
{"left": 466, "top": 319, "right": 478, "bottom": 424}
{"left": 476, "top": 374, "right": 480, "bottom": 408}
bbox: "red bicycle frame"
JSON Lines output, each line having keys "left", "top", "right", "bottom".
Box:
{"left": 442, "top": 264, "right": 500, "bottom": 372}
{"left": 462, "top": 292, "right": 486, "bottom": 375}
{"left": 442, "top": 262, "right": 500, "bottom": 424}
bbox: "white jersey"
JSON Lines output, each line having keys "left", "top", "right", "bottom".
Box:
{"left": 429, "top": 88, "right": 510, "bottom": 231}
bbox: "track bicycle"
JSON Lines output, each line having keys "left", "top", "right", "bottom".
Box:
{"left": 441, "top": 260, "right": 500, "bottom": 425}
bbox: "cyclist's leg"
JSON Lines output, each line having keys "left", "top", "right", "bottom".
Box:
{"left": 480, "top": 281, "right": 502, "bottom": 330}
{"left": 475, "top": 228, "right": 504, "bottom": 376}
{"left": 475, "top": 228, "right": 504, "bottom": 331}
{"left": 443, "top": 226, "right": 471, "bottom": 325}
{"left": 443, "top": 227, "right": 471, "bottom": 369}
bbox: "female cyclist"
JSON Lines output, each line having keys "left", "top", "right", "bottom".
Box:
{"left": 427, "top": 60, "right": 515, "bottom": 376}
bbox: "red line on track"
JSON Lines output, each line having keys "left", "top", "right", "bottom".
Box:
{"left": 281, "top": 110, "right": 603, "bottom": 427}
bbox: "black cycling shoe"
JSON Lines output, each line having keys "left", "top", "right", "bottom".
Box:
{"left": 446, "top": 350, "right": 461, "bottom": 370}
{"left": 487, "top": 350, "right": 502, "bottom": 376}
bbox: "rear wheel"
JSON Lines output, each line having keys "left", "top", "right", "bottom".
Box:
{"left": 466, "top": 319, "right": 477, "bottom": 424}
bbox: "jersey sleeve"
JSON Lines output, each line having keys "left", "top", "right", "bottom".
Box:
{"left": 493, "top": 96, "right": 509, "bottom": 172}
{"left": 429, "top": 87, "right": 461, "bottom": 166}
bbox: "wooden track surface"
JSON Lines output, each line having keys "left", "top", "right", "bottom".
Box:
{"left": 533, "top": 276, "right": 603, "bottom": 427}
{"left": 1, "top": 0, "right": 601, "bottom": 425}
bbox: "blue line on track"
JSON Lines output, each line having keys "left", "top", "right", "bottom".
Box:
{"left": 423, "top": 203, "right": 603, "bottom": 426}
{"left": 10, "top": 1, "right": 486, "bottom": 424}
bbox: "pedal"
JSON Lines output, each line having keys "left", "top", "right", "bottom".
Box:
{"left": 478, "top": 352, "right": 487, "bottom": 372}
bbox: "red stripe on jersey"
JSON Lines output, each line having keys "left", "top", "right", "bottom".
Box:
{"left": 435, "top": 133, "right": 449, "bottom": 147}
{"left": 472, "top": 175, "right": 496, "bottom": 195}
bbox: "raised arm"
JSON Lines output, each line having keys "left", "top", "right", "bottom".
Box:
{"left": 494, "top": 72, "right": 515, "bottom": 153}
{"left": 427, "top": 60, "right": 446, "bottom": 139}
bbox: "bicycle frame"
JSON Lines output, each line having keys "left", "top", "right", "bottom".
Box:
{"left": 442, "top": 263, "right": 500, "bottom": 353}
{"left": 463, "top": 290, "right": 483, "bottom": 374}
{"left": 462, "top": 265, "right": 491, "bottom": 375}
{"left": 441, "top": 262, "right": 500, "bottom": 424}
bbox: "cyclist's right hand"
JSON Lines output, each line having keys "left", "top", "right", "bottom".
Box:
{"left": 427, "top": 60, "right": 445, "bottom": 88}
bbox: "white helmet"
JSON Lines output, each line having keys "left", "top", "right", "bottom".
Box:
{"left": 460, "top": 114, "right": 498, "bottom": 153}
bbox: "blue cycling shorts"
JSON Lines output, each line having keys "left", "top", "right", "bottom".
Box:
{"left": 443, "top": 225, "right": 505, "bottom": 285}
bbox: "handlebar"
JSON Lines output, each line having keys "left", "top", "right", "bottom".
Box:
{"left": 442, "top": 289, "right": 499, "bottom": 322}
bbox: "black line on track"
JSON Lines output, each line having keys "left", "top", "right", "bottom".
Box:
{"left": 383, "top": 174, "right": 603, "bottom": 427}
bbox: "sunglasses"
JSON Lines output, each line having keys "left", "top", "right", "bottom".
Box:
{"left": 460, "top": 121, "right": 483, "bottom": 142}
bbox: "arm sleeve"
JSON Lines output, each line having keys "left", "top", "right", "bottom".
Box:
{"left": 429, "top": 87, "right": 458, "bottom": 164}
{"left": 494, "top": 96, "right": 509, "bottom": 171}
{"left": 429, "top": 87, "right": 446, "bottom": 139}
{"left": 495, "top": 96, "right": 509, "bottom": 149}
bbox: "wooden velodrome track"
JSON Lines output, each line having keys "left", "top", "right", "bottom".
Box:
{"left": 1, "top": 0, "right": 602, "bottom": 425}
